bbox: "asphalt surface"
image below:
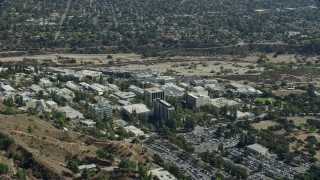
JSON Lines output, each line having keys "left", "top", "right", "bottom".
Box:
{"left": 142, "top": 141, "right": 213, "bottom": 180}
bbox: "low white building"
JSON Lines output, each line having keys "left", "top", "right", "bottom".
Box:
{"left": 178, "top": 82, "right": 190, "bottom": 89}
{"left": 65, "top": 81, "right": 79, "bottom": 91}
{"left": 108, "top": 84, "right": 120, "bottom": 92}
{"left": 124, "top": 125, "right": 145, "bottom": 137}
{"left": 39, "top": 78, "right": 52, "bottom": 88}
{"left": 25, "top": 99, "right": 37, "bottom": 109}
{"left": 58, "top": 106, "right": 83, "bottom": 119}
{"left": 192, "top": 86, "right": 208, "bottom": 96}
{"left": 46, "top": 101, "right": 58, "bottom": 109}
{"left": 113, "top": 119, "right": 129, "bottom": 127}
{"left": 25, "top": 99, "right": 49, "bottom": 112}
{"left": 114, "top": 91, "right": 136, "bottom": 100}
{"left": 74, "top": 70, "right": 102, "bottom": 80}
{"left": 246, "top": 143, "right": 268, "bottom": 155}
{"left": 129, "top": 85, "right": 144, "bottom": 95}
{"left": 30, "top": 84, "right": 44, "bottom": 93}
{"left": 78, "top": 164, "right": 97, "bottom": 172}
{"left": 162, "top": 83, "right": 185, "bottom": 97}
{"left": 210, "top": 97, "right": 242, "bottom": 111}
{"left": 186, "top": 93, "right": 210, "bottom": 108}
{"left": 1, "top": 85, "right": 15, "bottom": 92}
{"left": 237, "top": 111, "right": 254, "bottom": 120}
{"left": 80, "top": 119, "right": 96, "bottom": 127}
{"left": 122, "top": 103, "right": 151, "bottom": 116}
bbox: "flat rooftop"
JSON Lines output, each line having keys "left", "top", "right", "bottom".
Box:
{"left": 122, "top": 103, "right": 150, "bottom": 114}
{"left": 124, "top": 125, "right": 144, "bottom": 136}
{"left": 114, "top": 91, "right": 136, "bottom": 99}
{"left": 144, "top": 87, "right": 163, "bottom": 93}
{"left": 156, "top": 99, "right": 174, "bottom": 108}
{"left": 247, "top": 143, "right": 268, "bottom": 153}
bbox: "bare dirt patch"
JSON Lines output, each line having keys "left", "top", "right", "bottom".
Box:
{"left": 288, "top": 116, "right": 319, "bottom": 126}
{"left": 241, "top": 54, "right": 294, "bottom": 63}
{"left": 272, "top": 89, "right": 305, "bottom": 97}
{"left": 252, "top": 120, "right": 278, "bottom": 130}
{"left": 110, "top": 60, "right": 263, "bottom": 76}
{"left": 0, "top": 53, "right": 145, "bottom": 65}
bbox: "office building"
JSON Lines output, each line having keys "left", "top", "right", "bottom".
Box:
{"left": 90, "top": 101, "right": 113, "bottom": 120}
{"left": 186, "top": 93, "right": 210, "bottom": 108}
{"left": 144, "top": 88, "right": 164, "bottom": 103}
{"left": 122, "top": 103, "right": 151, "bottom": 117}
{"left": 154, "top": 99, "right": 175, "bottom": 121}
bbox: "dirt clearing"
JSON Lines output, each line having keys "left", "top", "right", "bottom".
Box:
{"left": 252, "top": 120, "right": 278, "bottom": 130}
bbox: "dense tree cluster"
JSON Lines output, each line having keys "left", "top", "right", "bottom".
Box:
{"left": 0, "top": 0, "right": 320, "bottom": 55}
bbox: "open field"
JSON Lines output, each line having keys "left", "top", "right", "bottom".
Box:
{"left": 1, "top": 53, "right": 319, "bottom": 79}
{"left": 252, "top": 120, "right": 278, "bottom": 130}
{"left": 255, "top": 97, "right": 276, "bottom": 104}
{"left": 0, "top": 53, "right": 145, "bottom": 64}
{"left": 290, "top": 130, "right": 320, "bottom": 159}
{"left": 273, "top": 89, "right": 306, "bottom": 96}
{"left": 241, "top": 54, "right": 320, "bottom": 64}
{"left": 288, "top": 116, "right": 318, "bottom": 126}
{"left": 241, "top": 54, "right": 294, "bottom": 63}
{"left": 110, "top": 60, "right": 264, "bottom": 76}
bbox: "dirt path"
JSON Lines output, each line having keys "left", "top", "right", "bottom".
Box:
{"left": 55, "top": 0, "right": 72, "bottom": 40}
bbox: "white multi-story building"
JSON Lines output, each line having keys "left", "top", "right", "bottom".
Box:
{"left": 89, "top": 101, "right": 113, "bottom": 120}
{"left": 186, "top": 93, "right": 210, "bottom": 108}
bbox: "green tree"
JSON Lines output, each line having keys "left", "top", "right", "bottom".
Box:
{"left": 67, "top": 157, "right": 79, "bottom": 173}
{"left": 0, "top": 134, "right": 14, "bottom": 151}
{"left": 258, "top": 163, "right": 263, "bottom": 172}
{"left": 16, "top": 168, "right": 27, "bottom": 180}
{"left": 33, "top": 75, "right": 40, "bottom": 84}
{"left": 107, "top": 77, "right": 114, "bottom": 84}
{"left": 15, "top": 95, "right": 24, "bottom": 106}
{"left": 37, "top": 90, "right": 44, "bottom": 99}
{"left": 218, "top": 143, "right": 224, "bottom": 155}
{"left": 184, "top": 116, "right": 195, "bottom": 131}
{"left": 138, "top": 163, "right": 148, "bottom": 180}
{"left": 27, "top": 125, "right": 33, "bottom": 133}
{"left": 3, "top": 97, "right": 14, "bottom": 107}
{"left": 153, "top": 154, "right": 164, "bottom": 166}
{"left": 0, "top": 163, "right": 8, "bottom": 175}
{"left": 27, "top": 107, "right": 38, "bottom": 116}
{"left": 81, "top": 168, "right": 90, "bottom": 180}
{"left": 118, "top": 160, "right": 136, "bottom": 172}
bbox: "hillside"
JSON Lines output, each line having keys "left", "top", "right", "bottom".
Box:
{"left": 0, "top": 113, "right": 155, "bottom": 179}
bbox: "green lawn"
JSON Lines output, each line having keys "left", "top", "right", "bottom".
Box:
{"left": 255, "top": 97, "right": 276, "bottom": 104}
{"left": 299, "top": 125, "right": 319, "bottom": 133}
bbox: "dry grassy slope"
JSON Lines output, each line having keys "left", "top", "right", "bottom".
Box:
{"left": 0, "top": 114, "right": 155, "bottom": 177}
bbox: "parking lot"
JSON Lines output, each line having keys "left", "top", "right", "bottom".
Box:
{"left": 142, "top": 141, "right": 213, "bottom": 180}
{"left": 180, "top": 127, "right": 239, "bottom": 153}
{"left": 227, "top": 147, "right": 300, "bottom": 179}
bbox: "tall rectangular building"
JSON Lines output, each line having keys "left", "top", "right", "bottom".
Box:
{"left": 154, "top": 99, "right": 175, "bottom": 121}
{"left": 144, "top": 88, "right": 165, "bottom": 103}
